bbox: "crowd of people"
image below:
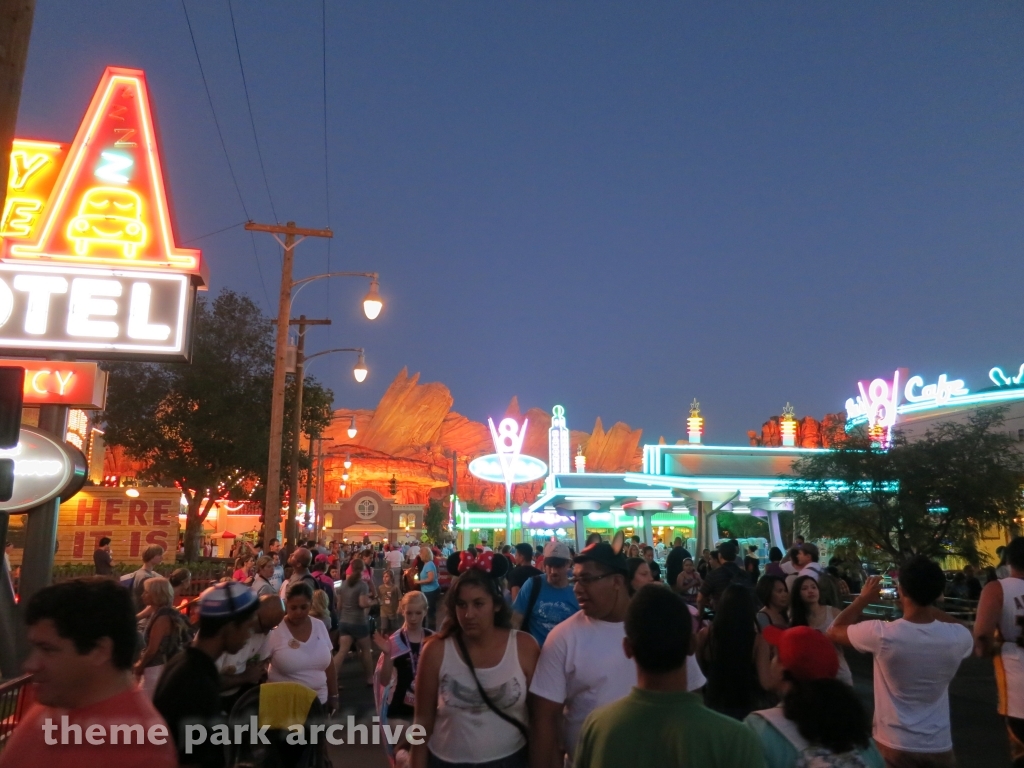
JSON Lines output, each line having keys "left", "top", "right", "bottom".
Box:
{"left": 0, "top": 532, "right": 1021, "bottom": 768}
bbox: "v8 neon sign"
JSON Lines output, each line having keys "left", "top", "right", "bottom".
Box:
{"left": 488, "top": 417, "right": 528, "bottom": 486}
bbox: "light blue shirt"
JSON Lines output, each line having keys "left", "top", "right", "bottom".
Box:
{"left": 419, "top": 560, "right": 439, "bottom": 592}
{"left": 511, "top": 576, "right": 578, "bottom": 646}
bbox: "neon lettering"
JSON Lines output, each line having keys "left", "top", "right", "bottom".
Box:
{"left": 1, "top": 197, "right": 43, "bottom": 237}
{"left": 113, "top": 128, "right": 137, "bottom": 147}
{"left": 31, "top": 370, "right": 49, "bottom": 394}
{"left": 4, "top": 69, "right": 203, "bottom": 278}
{"left": 13, "top": 274, "right": 68, "bottom": 334}
{"left": 94, "top": 151, "right": 133, "bottom": 185}
{"left": 10, "top": 151, "right": 49, "bottom": 189}
{"left": 55, "top": 370, "right": 74, "bottom": 395}
{"left": 127, "top": 282, "right": 170, "bottom": 340}
{"left": 66, "top": 278, "right": 121, "bottom": 338}
{"left": 904, "top": 373, "right": 967, "bottom": 405}
{"left": 989, "top": 364, "right": 1024, "bottom": 388}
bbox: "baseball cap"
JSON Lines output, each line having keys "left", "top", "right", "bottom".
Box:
{"left": 574, "top": 541, "right": 628, "bottom": 575}
{"left": 762, "top": 625, "right": 839, "bottom": 681}
{"left": 198, "top": 581, "right": 259, "bottom": 619}
{"left": 543, "top": 540, "right": 571, "bottom": 563}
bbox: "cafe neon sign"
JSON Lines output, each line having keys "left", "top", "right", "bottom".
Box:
{"left": 845, "top": 369, "right": 970, "bottom": 442}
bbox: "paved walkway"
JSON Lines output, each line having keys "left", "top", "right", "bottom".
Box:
{"left": 328, "top": 642, "right": 1009, "bottom": 768}
{"left": 329, "top": 649, "right": 390, "bottom": 768}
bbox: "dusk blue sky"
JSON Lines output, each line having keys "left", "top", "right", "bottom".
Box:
{"left": 16, "top": 3, "right": 1024, "bottom": 444}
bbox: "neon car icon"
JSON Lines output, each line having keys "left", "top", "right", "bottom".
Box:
{"left": 66, "top": 187, "right": 147, "bottom": 258}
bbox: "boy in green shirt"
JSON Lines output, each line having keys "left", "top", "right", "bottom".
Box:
{"left": 574, "top": 584, "right": 766, "bottom": 768}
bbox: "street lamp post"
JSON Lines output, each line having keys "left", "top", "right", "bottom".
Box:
{"left": 244, "top": 217, "right": 383, "bottom": 554}
{"left": 289, "top": 346, "right": 366, "bottom": 550}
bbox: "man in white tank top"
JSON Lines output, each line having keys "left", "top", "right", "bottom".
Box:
{"left": 975, "top": 536, "right": 1024, "bottom": 766}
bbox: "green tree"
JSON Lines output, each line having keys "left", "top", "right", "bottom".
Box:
{"left": 424, "top": 497, "right": 447, "bottom": 543}
{"left": 791, "top": 408, "right": 1024, "bottom": 565}
{"left": 100, "top": 290, "right": 334, "bottom": 560}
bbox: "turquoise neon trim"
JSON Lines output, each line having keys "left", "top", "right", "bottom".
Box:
{"left": 846, "top": 386, "right": 1024, "bottom": 426}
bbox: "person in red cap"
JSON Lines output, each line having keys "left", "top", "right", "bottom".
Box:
{"left": 745, "top": 624, "right": 882, "bottom": 767}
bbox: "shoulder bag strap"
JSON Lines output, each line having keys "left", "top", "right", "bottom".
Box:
{"left": 454, "top": 632, "right": 529, "bottom": 740}
{"left": 522, "top": 574, "right": 543, "bottom": 634}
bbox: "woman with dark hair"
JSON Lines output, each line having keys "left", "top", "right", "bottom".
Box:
{"left": 626, "top": 557, "right": 653, "bottom": 595}
{"left": 676, "top": 557, "right": 702, "bottom": 604}
{"left": 265, "top": 581, "right": 338, "bottom": 711}
{"left": 765, "top": 547, "right": 786, "bottom": 578}
{"left": 745, "top": 625, "right": 883, "bottom": 767}
{"left": 789, "top": 575, "right": 851, "bottom": 686}
{"left": 412, "top": 551, "right": 540, "bottom": 768}
{"left": 756, "top": 575, "right": 790, "bottom": 631}
{"left": 695, "top": 583, "right": 774, "bottom": 720}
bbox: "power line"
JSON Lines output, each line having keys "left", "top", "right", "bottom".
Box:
{"left": 179, "top": 0, "right": 273, "bottom": 312}
{"left": 322, "top": 0, "right": 333, "bottom": 336}
{"left": 181, "top": 220, "right": 246, "bottom": 244}
{"left": 227, "top": 0, "right": 279, "bottom": 224}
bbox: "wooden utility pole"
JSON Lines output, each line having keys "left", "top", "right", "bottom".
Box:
{"left": 245, "top": 221, "right": 332, "bottom": 553}
{"left": 287, "top": 314, "right": 330, "bottom": 551}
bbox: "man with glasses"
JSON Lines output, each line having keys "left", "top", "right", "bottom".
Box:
{"left": 529, "top": 539, "right": 705, "bottom": 768}
{"left": 512, "top": 540, "right": 579, "bottom": 647}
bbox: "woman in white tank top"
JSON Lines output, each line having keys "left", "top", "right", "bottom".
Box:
{"left": 974, "top": 538, "right": 1024, "bottom": 763}
{"left": 412, "top": 554, "right": 540, "bottom": 768}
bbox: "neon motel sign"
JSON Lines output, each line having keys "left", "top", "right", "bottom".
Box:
{"left": 0, "top": 67, "right": 203, "bottom": 362}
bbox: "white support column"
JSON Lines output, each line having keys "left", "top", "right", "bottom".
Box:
{"left": 643, "top": 512, "right": 654, "bottom": 547}
{"left": 768, "top": 511, "right": 783, "bottom": 550}
{"left": 573, "top": 514, "right": 587, "bottom": 551}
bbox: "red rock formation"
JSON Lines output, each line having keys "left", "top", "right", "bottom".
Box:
{"left": 321, "top": 369, "right": 644, "bottom": 508}
{"left": 583, "top": 418, "right": 644, "bottom": 473}
{"left": 748, "top": 412, "right": 848, "bottom": 449}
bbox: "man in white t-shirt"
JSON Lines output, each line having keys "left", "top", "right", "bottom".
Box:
{"left": 829, "top": 556, "right": 972, "bottom": 767}
{"left": 385, "top": 544, "right": 404, "bottom": 571}
{"left": 529, "top": 539, "right": 705, "bottom": 768}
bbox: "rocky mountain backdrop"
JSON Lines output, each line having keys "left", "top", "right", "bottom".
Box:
{"left": 323, "top": 368, "right": 644, "bottom": 508}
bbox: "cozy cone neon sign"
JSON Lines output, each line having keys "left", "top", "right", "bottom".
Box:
{"left": 0, "top": 67, "right": 202, "bottom": 362}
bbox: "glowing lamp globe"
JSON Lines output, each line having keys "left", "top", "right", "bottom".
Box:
{"left": 353, "top": 351, "right": 368, "bottom": 383}
{"left": 362, "top": 278, "right": 383, "bottom": 320}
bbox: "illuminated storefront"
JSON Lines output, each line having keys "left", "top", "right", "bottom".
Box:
{"left": 527, "top": 445, "right": 820, "bottom": 552}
